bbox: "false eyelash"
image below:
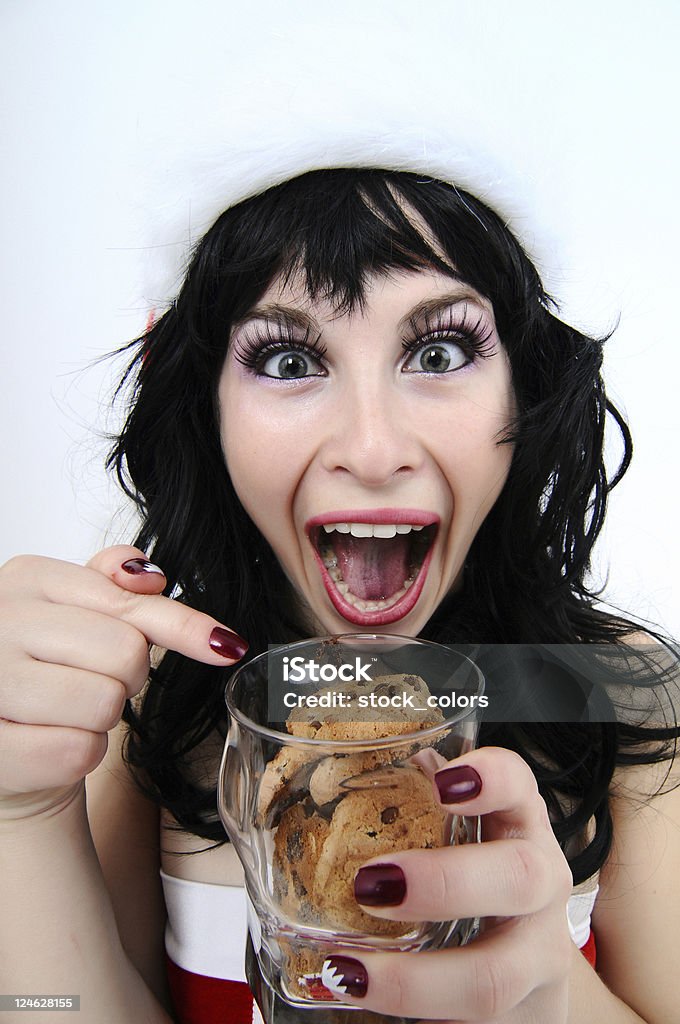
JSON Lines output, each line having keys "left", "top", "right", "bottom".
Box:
{"left": 401, "top": 305, "right": 496, "bottom": 361}
{"left": 232, "top": 321, "right": 328, "bottom": 372}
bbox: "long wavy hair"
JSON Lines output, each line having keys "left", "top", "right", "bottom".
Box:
{"left": 109, "top": 168, "right": 678, "bottom": 884}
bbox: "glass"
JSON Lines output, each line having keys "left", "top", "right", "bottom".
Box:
{"left": 218, "top": 634, "right": 484, "bottom": 1019}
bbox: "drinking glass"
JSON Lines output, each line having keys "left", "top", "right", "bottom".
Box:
{"left": 218, "top": 634, "right": 484, "bottom": 1018}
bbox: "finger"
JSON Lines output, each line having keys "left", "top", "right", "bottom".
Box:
{"left": 353, "top": 837, "right": 565, "bottom": 921}
{"left": 425, "top": 747, "right": 554, "bottom": 841}
{"left": 1, "top": 554, "right": 248, "bottom": 666}
{"left": 86, "top": 544, "right": 167, "bottom": 596}
{"left": 8, "top": 602, "right": 151, "bottom": 698}
{"left": 0, "top": 719, "right": 108, "bottom": 794}
{"left": 317, "top": 917, "right": 568, "bottom": 1021}
{"left": 0, "top": 658, "right": 126, "bottom": 732}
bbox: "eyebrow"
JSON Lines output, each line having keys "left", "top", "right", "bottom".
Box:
{"left": 399, "top": 292, "right": 488, "bottom": 334}
{"left": 231, "top": 304, "right": 319, "bottom": 334}
{"left": 232, "top": 289, "right": 487, "bottom": 336}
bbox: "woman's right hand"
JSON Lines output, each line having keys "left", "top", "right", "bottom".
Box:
{"left": 0, "top": 545, "right": 248, "bottom": 818}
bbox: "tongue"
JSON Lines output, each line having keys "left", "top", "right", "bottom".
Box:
{"left": 332, "top": 534, "right": 412, "bottom": 600}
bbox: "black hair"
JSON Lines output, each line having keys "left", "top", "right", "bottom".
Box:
{"left": 110, "top": 168, "right": 678, "bottom": 884}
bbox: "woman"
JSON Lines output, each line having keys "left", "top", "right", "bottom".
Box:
{"left": 0, "top": 168, "right": 678, "bottom": 1024}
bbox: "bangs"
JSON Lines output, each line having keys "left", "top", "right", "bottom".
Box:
{"left": 266, "top": 170, "right": 458, "bottom": 314}
{"left": 187, "top": 167, "right": 547, "bottom": 350}
{"left": 215, "top": 169, "right": 500, "bottom": 319}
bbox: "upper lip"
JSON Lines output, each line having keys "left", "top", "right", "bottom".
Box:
{"left": 305, "top": 509, "right": 439, "bottom": 535}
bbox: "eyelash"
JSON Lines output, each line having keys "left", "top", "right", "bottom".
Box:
{"left": 233, "top": 322, "right": 328, "bottom": 373}
{"left": 400, "top": 308, "right": 496, "bottom": 368}
{"left": 231, "top": 307, "right": 495, "bottom": 377}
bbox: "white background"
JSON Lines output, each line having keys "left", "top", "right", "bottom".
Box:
{"left": 1, "top": 0, "right": 678, "bottom": 637}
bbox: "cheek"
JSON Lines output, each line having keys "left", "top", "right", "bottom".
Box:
{"left": 219, "top": 383, "right": 305, "bottom": 543}
{"left": 440, "top": 393, "right": 515, "bottom": 515}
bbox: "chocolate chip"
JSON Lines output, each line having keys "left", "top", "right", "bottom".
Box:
{"left": 380, "top": 806, "right": 399, "bottom": 824}
{"left": 287, "top": 828, "right": 303, "bottom": 860}
{"left": 366, "top": 830, "right": 378, "bottom": 838}
{"left": 292, "top": 874, "right": 308, "bottom": 898}
{"left": 310, "top": 721, "right": 322, "bottom": 731}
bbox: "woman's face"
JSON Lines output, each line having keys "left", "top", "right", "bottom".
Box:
{"left": 219, "top": 267, "right": 515, "bottom": 636}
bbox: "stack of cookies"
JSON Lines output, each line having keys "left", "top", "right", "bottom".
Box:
{"left": 257, "top": 674, "right": 451, "bottom": 1001}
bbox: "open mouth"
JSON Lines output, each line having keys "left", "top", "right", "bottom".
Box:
{"left": 307, "top": 511, "right": 439, "bottom": 626}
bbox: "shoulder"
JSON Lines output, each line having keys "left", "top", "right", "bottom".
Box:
{"left": 592, "top": 754, "right": 680, "bottom": 1020}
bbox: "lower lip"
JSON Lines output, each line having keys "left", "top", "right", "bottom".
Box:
{"left": 311, "top": 537, "right": 436, "bottom": 627}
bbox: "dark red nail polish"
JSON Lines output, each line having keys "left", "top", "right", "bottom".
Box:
{"left": 121, "top": 558, "right": 165, "bottom": 576}
{"left": 435, "top": 764, "right": 482, "bottom": 803}
{"left": 355, "top": 863, "right": 406, "bottom": 906}
{"left": 322, "top": 956, "right": 368, "bottom": 998}
{"left": 209, "top": 626, "right": 249, "bottom": 660}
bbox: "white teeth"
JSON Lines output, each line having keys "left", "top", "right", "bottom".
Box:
{"left": 320, "top": 521, "right": 429, "bottom": 537}
{"left": 349, "top": 523, "right": 373, "bottom": 538}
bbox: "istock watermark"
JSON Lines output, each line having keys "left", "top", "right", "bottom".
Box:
{"left": 282, "top": 688, "right": 489, "bottom": 711}
{"left": 263, "top": 642, "right": 674, "bottom": 726}
{"left": 282, "top": 655, "right": 374, "bottom": 683}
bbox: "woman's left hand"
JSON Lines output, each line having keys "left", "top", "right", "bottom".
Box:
{"left": 321, "top": 746, "right": 574, "bottom": 1022}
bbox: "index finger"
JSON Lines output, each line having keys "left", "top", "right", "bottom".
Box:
{"left": 118, "top": 590, "right": 249, "bottom": 664}
{"left": 8, "top": 553, "right": 248, "bottom": 666}
{"left": 86, "top": 545, "right": 249, "bottom": 664}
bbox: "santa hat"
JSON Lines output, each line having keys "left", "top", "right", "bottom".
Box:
{"left": 119, "top": 0, "right": 677, "bottom": 333}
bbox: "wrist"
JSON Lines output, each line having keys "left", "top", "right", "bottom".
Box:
{"left": 0, "top": 780, "right": 84, "bottom": 826}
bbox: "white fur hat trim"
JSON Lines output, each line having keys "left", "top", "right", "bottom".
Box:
{"left": 117, "top": 0, "right": 676, "bottom": 323}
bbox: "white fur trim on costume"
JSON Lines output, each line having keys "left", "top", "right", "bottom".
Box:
{"left": 567, "top": 882, "right": 599, "bottom": 949}
{"left": 161, "top": 870, "right": 248, "bottom": 982}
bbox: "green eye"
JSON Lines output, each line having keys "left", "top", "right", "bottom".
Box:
{"left": 261, "top": 350, "right": 324, "bottom": 379}
{"left": 403, "top": 340, "right": 468, "bottom": 374}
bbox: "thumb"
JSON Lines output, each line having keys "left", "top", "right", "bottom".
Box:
{"left": 86, "top": 544, "right": 167, "bottom": 596}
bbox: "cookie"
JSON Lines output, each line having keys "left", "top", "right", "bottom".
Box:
{"left": 256, "top": 745, "right": 319, "bottom": 823}
{"left": 272, "top": 800, "right": 331, "bottom": 924}
{"left": 278, "top": 944, "right": 336, "bottom": 1003}
{"left": 258, "top": 673, "right": 444, "bottom": 820}
{"left": 308, "top": 749, "right": 413, "bottom": 805}
{"left": 311, "top": 764, "right": 446, "bottom": 934}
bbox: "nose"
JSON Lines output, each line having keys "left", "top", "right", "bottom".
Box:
{"left": 319, "top": 379, "right": 425, "bottom": 487}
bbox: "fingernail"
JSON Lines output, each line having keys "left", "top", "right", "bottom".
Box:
{"left": 435, "top": 764, "right": 482, "bottom": 803}
{"left": 354, "top": 863, "right": 406, "bottom": 906}
{"left": 209, "top": 626, "right": 249, "bottom": 660}
{"left": 321, "top": 956, "right": 368, "bottom": 999}
{"left": 121, "top": 558, "right": 165, "bottom": 576}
